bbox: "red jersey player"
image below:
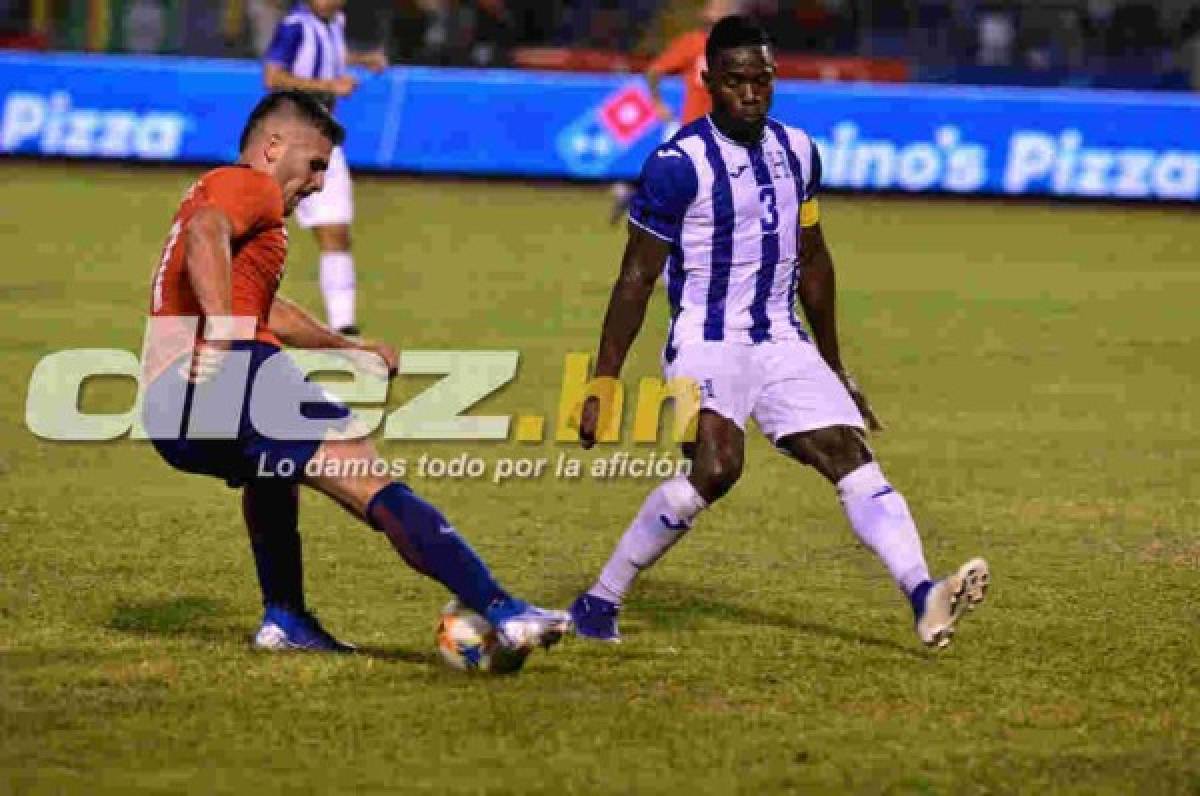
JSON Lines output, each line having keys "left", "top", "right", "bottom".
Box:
{"left": 645, "top": 0, "right": 741, "bottom": 127}
{"left": 610, "top": 0, "right": 738, "bottom": 224}
{"left": 143, "top": 91, "right": 570, "bottom": 655}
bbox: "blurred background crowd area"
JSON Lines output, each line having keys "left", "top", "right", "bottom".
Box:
{"left": 2, "top": 0, "right": 1199, "bottom": 89}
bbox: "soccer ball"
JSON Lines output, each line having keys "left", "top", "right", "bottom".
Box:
{"left": 436, "top": 599, "right": 529, "bottom": 674}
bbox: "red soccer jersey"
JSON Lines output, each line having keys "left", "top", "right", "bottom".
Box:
{"left": 649, "top": 30, "right": 712, "bottom": 125}
{"left": 146, "top": 166, "right": 287, "bottom": 380}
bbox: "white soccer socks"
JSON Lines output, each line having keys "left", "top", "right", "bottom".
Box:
{"left": 837, "top": 462, "right": 931, "bottom": 595}
{"left": 319, "top": 251, "right": 356, "bottom": 332}
{"left": 589, "top": 475, "right": 708, "bottom": 605}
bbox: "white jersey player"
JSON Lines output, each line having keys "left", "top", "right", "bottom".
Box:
{"left": 263, "top": 0, "right": 387, "bottom": 335}
{"left": 570, "top": 15, "right": 990, "bottom": 650}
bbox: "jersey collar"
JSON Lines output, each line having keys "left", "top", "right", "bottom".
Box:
{"left": 706, "top": 115, "right": 768, "bottom": 149}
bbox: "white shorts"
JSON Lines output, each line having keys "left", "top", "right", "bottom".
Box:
{"left": 295, "top": 145, "right": 353, "bottom": 228}
{"left": 663, "top": 340, "right": 865, "bottom": 443}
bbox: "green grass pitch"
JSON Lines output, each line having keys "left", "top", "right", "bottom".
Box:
{"left": 1, "top": 162, "right": 1197, "bottom": 794}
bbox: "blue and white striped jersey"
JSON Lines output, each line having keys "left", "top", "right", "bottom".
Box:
{"left": 264, "top": 3, "right": 347, "bottom": 82}
{"left": 629, "top": 116, "right": 822, "bottom": 358}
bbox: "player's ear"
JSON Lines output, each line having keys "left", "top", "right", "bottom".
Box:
{"left": 263, "top": 132, "right": 283, "bottom": 165}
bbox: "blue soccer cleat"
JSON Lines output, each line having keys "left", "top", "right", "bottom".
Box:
{"left": 486, "top": 599, "right": 572, "bottom": 651}
{"left": 569, "top": 593, "right": 621, "bottom": 643}
{"left": 253, "top": 605, "right": 357, "bottom": 653}
{"left": 912, "top": 557, "right": 990, "bottom": 649}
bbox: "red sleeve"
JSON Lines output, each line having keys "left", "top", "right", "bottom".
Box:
{"left": 649, "top": 33, "right": 702, "bottom": 76}
{"left": 201, "top": 169, "right": 283, "bottom": 238}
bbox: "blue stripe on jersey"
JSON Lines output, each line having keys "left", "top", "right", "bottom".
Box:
{"left": 765, "top": 120, "right": 812, "bottom": 340}
{"left": 312, "top": 22, "right": 325, "bottom": 78}
{"left": 699, "top": 124, "right": 735, "bottom": 342}
{"left": 786, "top": 259, "right": 810, "bottom": 341}
{"left": 747, "top": 145, "right": 781, "bottom": 343}
{"left": 765, "top": 119, "right": 807, "bottom": 206}
{"left": 663, "top": 246, "right": 685, "bottom": 363}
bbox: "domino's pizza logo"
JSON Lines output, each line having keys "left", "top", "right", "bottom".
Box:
{"left": 556, "top": 83, "right": 660, "bottom": 177}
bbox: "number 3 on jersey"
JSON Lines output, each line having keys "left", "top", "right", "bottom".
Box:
{"left": 759, "top": 186, "right": 779, "bottom": 233}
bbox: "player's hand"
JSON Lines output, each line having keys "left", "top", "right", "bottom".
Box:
{"left": 330, "top": 75, "right": 358, "bottom": 97}
{"left": 652, "top": 100, "right": 675, "bottom": 123}
{"left": 354, "top": 339, "right": 399, "bottom": 380}
{"left": 183, "top": 339, "right": 231, "bottom": 385}
{"left": 360, "top": 50, "right": 389, "bottom": 73}
{"left": 578, "top": 395, "right": 600, "bottom": 450}
{"left": 836, "top": 369, "right": 883, "bottom": 432}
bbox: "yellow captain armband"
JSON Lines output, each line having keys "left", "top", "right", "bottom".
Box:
{"left": 800, "top": 198, "right": 821, "bottom": 228}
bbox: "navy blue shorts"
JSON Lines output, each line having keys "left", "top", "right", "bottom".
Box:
{"left": 144, "top": 341, "right": 352, "bottom": 488}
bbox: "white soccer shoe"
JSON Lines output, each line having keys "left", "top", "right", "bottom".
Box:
{"left": 915, "top": 557, "right": 990, "bottom": 649}
{"left": 494, "top": 605, "right": 573, "bottom": 651}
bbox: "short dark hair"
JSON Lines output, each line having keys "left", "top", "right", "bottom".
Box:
{"left": 238, "top": 90, "right": 346, "bottom": 152}
{"left": 705, "top": 15, "right": 772, "bottom": 68}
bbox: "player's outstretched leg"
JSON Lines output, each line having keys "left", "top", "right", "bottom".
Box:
{"left": 779, "top": 426, "right": 990, "bottom": 648}
{"left": 909, "top": 557, "right": 990, "bottom": 649}
{"left": 305, "top": 439, "right": 571, "bottom": 651}
{"left": 242, "top": 480, "right": 354, "bottom": 653}
{"left": 571, "top": 411, "right": 742, "bottom": 642}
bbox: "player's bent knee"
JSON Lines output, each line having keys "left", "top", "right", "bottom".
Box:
{"left": 781, "top": 425, "right": 872, "bottom": 482}
{"left": 691, "top": 446, "right": 743, "bottom": 502}
{"left": 304, "top": 438, "right": 392, "bottom": 517}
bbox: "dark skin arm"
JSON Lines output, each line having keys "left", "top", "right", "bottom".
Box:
{"left": 797, "top": 222, "right": 883, "bottom": 431}
{"left": 579, "top": 224, "right": 671, "bottom": 448}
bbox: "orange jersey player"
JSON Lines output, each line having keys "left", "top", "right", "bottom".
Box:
{"left": 645, "top": 0, "right": 741, "bottom": 127}
{"left": 647, "top": 30, "right": 710, "bottom": 126}
{"left": 146, "top": 166, "right": 288, "bottom": 381}
{"left": 609, "top": 0, "right": 738, "bottom": 225}
{"left": 141, "top": 90, "right": 571, "bottom": 656}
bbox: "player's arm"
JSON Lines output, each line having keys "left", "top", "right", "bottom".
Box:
{"left": 645, "top": 69, "right": 673, "bottom": 121}
{"left": 579, "top": 226, "right": 669, "bottom": 449}
{"left": 797, "top": 219, "right": 883, "bottom": 431}
{"left": 177, "top": 205, "right": 243, "bottom": 382}
{"left": 797, "top": 220, "right": 841, "bottom": 372}
{"left": 268, "top": 295, "right": 397, "bottom": 375}
{"left": 262, "top": 20, "right": 355, "bottom": 96}
{"left": 645, "top": 37, "right": 688, "bottom": 120}
{"left": 792, "top": 139, "right": 882, "bottom": 430}
{"left": 346, "top": 49, "right": 389, "bottom": 72}
{"left": 580, "top": 144, "right": 694, "bottom": 448}
{"left": 263, "top": 62, "right": 356, "bottom": 97}
{"left": 595, "top": 226, "right": 670, "bottom": 378}
{"left": 184, "top": 205, "right": 236, "bottom": 326}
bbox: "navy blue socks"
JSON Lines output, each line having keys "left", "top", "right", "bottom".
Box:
{"left": 242, "top": 482, "right": 305, "bottom": 612}
{"left": 366, "top": 482, "right": 511, "bottom": 617}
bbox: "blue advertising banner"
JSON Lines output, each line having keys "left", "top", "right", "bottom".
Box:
{"left": 2, "top": 51, "right": 1199, "bottom": 201}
